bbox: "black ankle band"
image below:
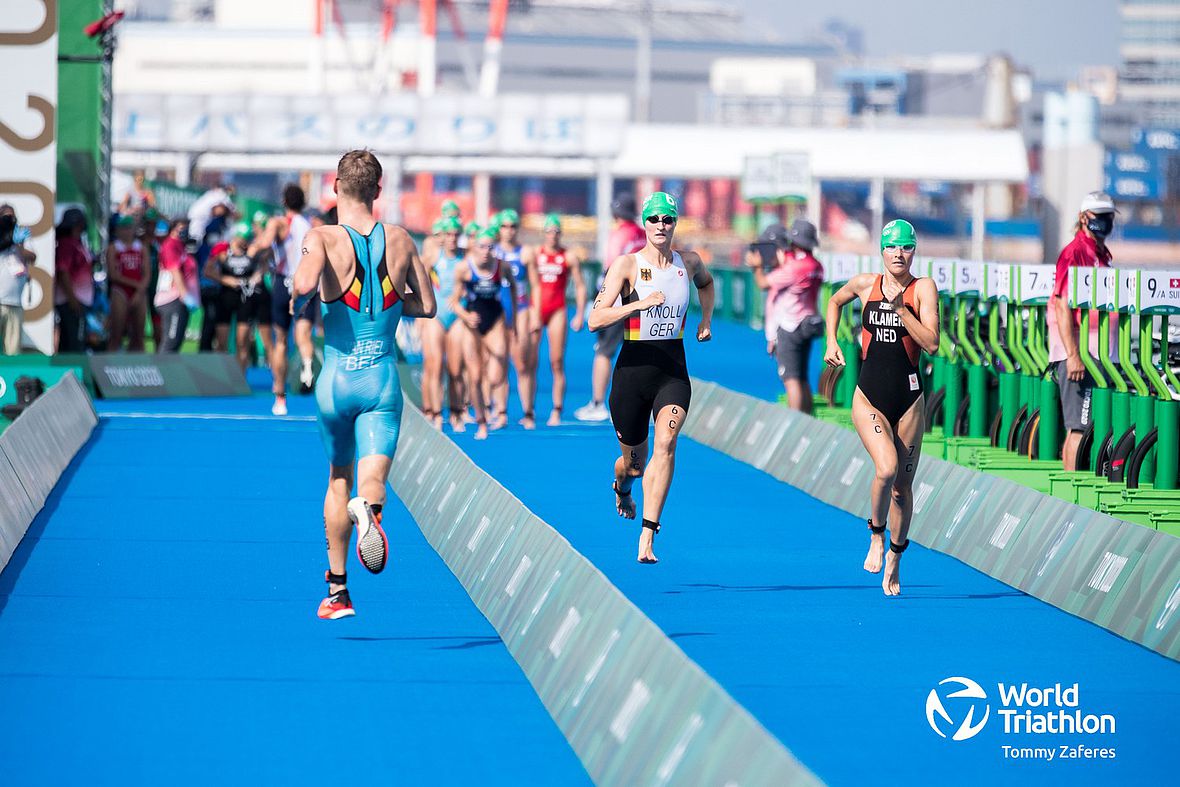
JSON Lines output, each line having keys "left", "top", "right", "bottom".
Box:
{"left": 889, "top": 539, "right": 910, "bottom": 554}
{"left": 613, "top": 482, "right": 632, "bottom": 498}
{"left": 868, "top": 518, "right": 886, "bottom": 535}
{"left": 642, "top": 518, "right": 660, "bottom": 533}
{"left": 371, "top": 503, "right": 382, "bottom": 517}
{"left": 327, "top": 571, "right": 347, "bottom": 585}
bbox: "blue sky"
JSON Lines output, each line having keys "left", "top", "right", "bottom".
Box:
{"left": 742, "top": 0, "right": 1122, "bottom": 83}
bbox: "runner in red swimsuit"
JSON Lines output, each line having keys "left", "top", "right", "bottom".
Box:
{"left": 107, "top": 214, "right": 149, "bottom": 351}
{"left": 535, "top": 213, "right": 586, "bottom": 425}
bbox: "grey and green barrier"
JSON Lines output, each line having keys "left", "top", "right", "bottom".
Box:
{"left": 682, "top": 378, "right": 1180, "bottom": 662}
{"left": 387, "top": 406, "right": 819, "bottom": 786}
{"left": 0, "top": 373, "right": 97, "bottom": 573}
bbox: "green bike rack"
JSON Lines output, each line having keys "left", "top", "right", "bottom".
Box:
{"left": 1014, "top": 264, "right": 1058, "bottom": 460}
{"left": 1069, "top": 267, "right": 1109, "bottom": 471}
{"left": 1091, "top": 268, "right": 1123, "bottom": 470}
{"left": 1134, "top": 269, "right": 1180, "bottom": 490}
{"left": 986, "top": 263, "right": 1020, "bottom": 444}
{"left": 927, "top": 259, "right": 963, "bottom": 436}
{"left": 954, "top": 260, "right": 988, "bottom": 438}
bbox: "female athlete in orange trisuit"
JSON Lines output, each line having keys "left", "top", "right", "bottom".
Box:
{"left": 823, "top": 220, "right": 940, "bottom": 595}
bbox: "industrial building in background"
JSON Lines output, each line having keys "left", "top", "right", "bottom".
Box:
{"left": 103, "top": 0, "right": 1180, "bottom": 266}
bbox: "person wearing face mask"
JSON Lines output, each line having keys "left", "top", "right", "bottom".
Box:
{"left": 1048, "top": 191, "right": 1118, "bottom": 472}
{"left": 747, "top": 219, "right": 825, "bottom": 413}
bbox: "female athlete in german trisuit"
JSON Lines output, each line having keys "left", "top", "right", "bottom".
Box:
{"left": 589, "top": 192, "right": 714, "bottom": 564}
{"left": 823, "top": 219, "right": 939, "bottom": 595}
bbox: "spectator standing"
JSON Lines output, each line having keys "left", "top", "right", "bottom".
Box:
{"left": 106, "top": 215, "right": 149, "bottom": 351}
{"left": 154, "top": 219, "right": 199, "bottom": 353}
{"left": 196, "top": 204, "right": 233, "bottom": 352}
{"left": 54, "top": 208, "right": 95, "bottom": 353}
{"left": 1049, "top": 191, "right": 1117, "bottom": 471}
{"left": 749, "top": 219, "right": 825, "bottom": 413}
{"left": 0, "top": 212, "right": 29, "bottom": 354}
{"left": 118, "top": 170, "right": 157, "bottom": 217}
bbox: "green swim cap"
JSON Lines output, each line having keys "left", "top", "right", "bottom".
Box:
{"left": 542, "top": 212, "right": 562, "bottom": 232}
{"left": 431, "top": 218, "right": 445, "bottom": 234}
{"left": 880, "top": 219, "right": 917, "bottom": 250}
{"left": 498, "top": 209, "right": 520, "bottom": 227}
{"left": 641, "top": 192, "right": 679, "bottom": 222}
{"left": 233, "top": 221, "right": 253, "bottom": 240}
{"left": 252, "top": 210, "right": 270, "bottom": 226}
{"left": 464, "top": 221, "right": 481, "bottom": 235}
{"left": 476, "top": 227, "right": 499, "bottom": 243}
{"left": 116, "top": 214, "right": 136, "bottom": 228}
{"left": 441, "top": 199, "right": 460, "bottom": 218}
{"left": 438, "top": 216, "right": 462, "bottom": 234}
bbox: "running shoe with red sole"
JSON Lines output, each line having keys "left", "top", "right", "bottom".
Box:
{"left": 317, "top": 587, "right": 355, "bottom": 620}
{"left": 348, "top": 497, "right": 389, "bottom": 574}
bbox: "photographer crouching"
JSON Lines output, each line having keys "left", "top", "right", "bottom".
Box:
{"left": 746, "top": 220, "right": 824, "bottom": 413}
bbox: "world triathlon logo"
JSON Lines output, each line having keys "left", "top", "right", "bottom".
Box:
{"left": 926, "top": 677, "right": 990, "bottom": 741}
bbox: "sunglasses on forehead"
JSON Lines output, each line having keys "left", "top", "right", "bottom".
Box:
{"left": 645, "top": 215, "right": 677, "bottom": 226}
{"left": 883, "top": 244, "right": 916, "bottom": 253}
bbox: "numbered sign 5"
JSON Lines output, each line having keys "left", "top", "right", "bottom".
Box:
{"left": 986, "top": 263, "right": 1012, "bottom": 302}
{"left": 955, "top": 261, "right": 983, "bottom": 297}
{"left": 930, "top": 260, "right": 954, "bottom": 294}
{"left": 1017, "top": 264, "right": 1054, "bottom": 305}
{"left": 1069, "top": 267, "right": 1095, "bottom": 309}
{"left": 1094, "top": 268, "right": 1116, "bottom": 311}
{"left": 1117, "top": 269, "right": 1140, "bottom": 313}
{"left": 1139, "top": 269, "right": 1180, "bottom": 315}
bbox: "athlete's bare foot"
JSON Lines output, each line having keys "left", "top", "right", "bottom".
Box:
{"left": 520, "top": 413, "right": 536, "bottom": 430}
{"left": 431, "top": 413, "right": 443, "bottom": 430}
{"left": 463, "top": 409, "right": 477, "bottom": 424}
{"left": 637, "top": 528, "right": 658, "bottom": 564}
{"left": 451, "top": 417, "right": 466, "bottom": 434}
{"left": 883, "top": 546, "right": 903, "bottom": 596}
{"left": 547, "top": 410, "right": 561, "bottom": 426}
{"left": 475, "top": 423, "right": 489, "bottom": 440}
{"left": 864, "top": 531, "right": 885, "bottom": 573}
{"left": 489, "top": 411, "right": 507, "bottom": 431}
{"left": 614, "top": 483, "right": 636, "bottom": 519}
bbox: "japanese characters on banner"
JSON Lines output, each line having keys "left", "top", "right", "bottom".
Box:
{"left": 115, "top": 93, "right": 630, "bottom": 157}
{"left": 0, "top": 0, "right": 58, "bottom": 353}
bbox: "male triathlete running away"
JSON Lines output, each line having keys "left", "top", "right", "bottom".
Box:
{"left": 824, "top": 220, "right": 940, "bottom": 596}
{"left": 290, "top": 150, "right": 435, "bottom": 619}
{"left": 534, "top": 213, "right": 587, "bottom": 425}
{"left": 589, "top": 192, "right": 714, "bottom": 564}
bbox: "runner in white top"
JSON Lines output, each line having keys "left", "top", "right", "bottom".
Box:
{"left": 587, "top": 192, "right": 715, "bottom": 564}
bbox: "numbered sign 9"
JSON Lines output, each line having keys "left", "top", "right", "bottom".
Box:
{"left": 929, "top": 260, "right": 954, "bottom": 293}
{"left": 1018, "top": 264, "right": 1053, "bottom": 305}
{"left": 1139, "top": 270, "right": 1180, "bottom": 315}
{"left": 1117, "top": 269, "right": 1140, "bottom": 313}
{"left": 1094, "top": 268, "right": 1116, "bottom": 311}
{"left": 955, "top": 260, "right": 983, "bottom": 297}
{"left": 986, "top": 263, "right": 1012, "bottom": 302}
{"left": 1069, "top": 267, "right": 1095, "bottom": 309}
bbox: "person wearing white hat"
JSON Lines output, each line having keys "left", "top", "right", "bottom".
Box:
{"left": 1048, "top": 191, "right": 1117, "bottom": 471}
